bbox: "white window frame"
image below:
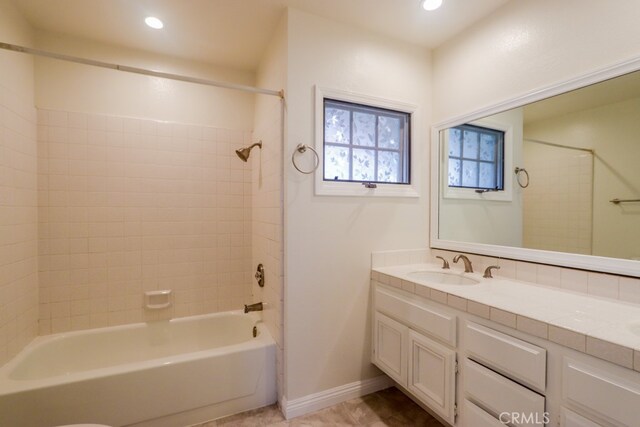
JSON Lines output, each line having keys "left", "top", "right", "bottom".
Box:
{"left": 314, "top": 86, "right": 419, "bottom": 197}
{"left": 441, "top": 117, "right": 514, "bottom": 202}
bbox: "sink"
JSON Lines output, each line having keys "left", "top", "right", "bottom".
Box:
{"left": 406, "top": 270, "right": 480, "bottom": 286}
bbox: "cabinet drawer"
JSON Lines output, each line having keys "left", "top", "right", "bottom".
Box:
{"left": 464, "top": 359, "right": 545, "bottom": 427}
{"left": 465, "top": 321, "right": 546, "bottom": 393}
{"left": 463, "top": 399, "right": 504, "bottom": 427}
{"left": 563, "top": 357, "right": 640, "bottom": 427}
{"left": 560, "top": 407, "right": 602, "bottom": 427}
{"left": 375, "top": 285, "right": 457, "bottom": 346}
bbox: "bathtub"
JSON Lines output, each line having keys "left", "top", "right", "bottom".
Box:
{"left": 0, "top": 311, "right": 276, "bottom": 427}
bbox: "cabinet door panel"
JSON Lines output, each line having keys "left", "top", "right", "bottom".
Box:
{"left": 408, "top": 330, "right": 456, "bottom": 424}
{"left": 373, "top": 311, "right": 407, "bottom": 387}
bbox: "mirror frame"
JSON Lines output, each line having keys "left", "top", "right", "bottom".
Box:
{"left": 430, "top": 55, "right": 640, "bottom": 278}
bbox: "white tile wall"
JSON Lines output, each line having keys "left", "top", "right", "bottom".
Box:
{"left": 0, "top": 83, "right": 39, "bottom": 365}
{"left": 252, "top": 97, "right": 284, "bottom": 401}
{"left": 523, "top": 143, "right": 593, "bottom": 255}
{"left": 37, "top": 109, "right": 252, "bottom": 334}
{"left": 429, "top": 248, "right": 640, "bottom": 305}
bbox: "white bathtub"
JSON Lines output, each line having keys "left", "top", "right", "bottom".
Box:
{"left": 0, "top": 311, "right": 276, "bottom": 427}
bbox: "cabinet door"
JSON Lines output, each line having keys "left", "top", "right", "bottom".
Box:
{"left": 408, "top": 330, "right": 457, "bottom": 424}
{"left": 373, "top": 311, "right": 408, "bottom": 387}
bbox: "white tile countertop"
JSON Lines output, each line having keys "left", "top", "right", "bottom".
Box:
{"left": 372, "top": 263, "right": 640, "bottom": 371}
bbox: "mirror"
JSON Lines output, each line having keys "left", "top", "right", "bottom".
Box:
{"left": 433, "top": 68, "right": 640, "bottom": 276}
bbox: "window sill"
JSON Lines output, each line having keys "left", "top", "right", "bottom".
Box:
{"left": 315, "top": 180, "right": 419, "bottom": 198}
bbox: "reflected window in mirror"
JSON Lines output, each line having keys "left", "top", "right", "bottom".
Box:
{"left": 448, "top": 124, "right": 504, "bottom": 191}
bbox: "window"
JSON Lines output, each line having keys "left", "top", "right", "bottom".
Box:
{"left": 447, "top": 124, "right": 504, "bottom": 191}
{"left": 323, "top": 99, "right": 410, "bottom": 184}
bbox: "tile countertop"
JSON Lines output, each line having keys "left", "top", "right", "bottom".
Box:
{"left": 372, "top": 263, "right": 640, "bottom": 371}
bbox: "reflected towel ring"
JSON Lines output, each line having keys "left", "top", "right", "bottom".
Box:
{"left": 514, "top": 167, "right": 530, "bottom": 188}
{"left": 292, "top": 144, "right": 319, "bottom": 174}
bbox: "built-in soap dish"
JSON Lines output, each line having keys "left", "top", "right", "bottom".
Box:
{"left": 145, "top": 290, "right": 172, "bottom": 310}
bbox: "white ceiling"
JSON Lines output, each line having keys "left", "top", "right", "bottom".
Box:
{"left": 13, "top": 0, "right": 510, "bottom": 70}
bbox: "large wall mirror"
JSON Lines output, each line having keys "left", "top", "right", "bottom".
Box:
{"left": 431, "top": 64, "right": 640, "bottom": 277}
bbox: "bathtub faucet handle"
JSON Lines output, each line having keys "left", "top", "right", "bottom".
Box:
{"left": 244, "top": 302, "right": 263, "bottom": 313}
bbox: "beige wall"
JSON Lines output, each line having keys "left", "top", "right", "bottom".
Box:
{"left": 0, "top": 0, "right": 38, "bottom": 365}
{"left": 525, "top": 98, "right": 640, "bottom": 260}
{"left": 433, "top": 0, "right": 640, "bottom": 123}
{"left": 252, "top": 14, "right": 287, "bottom": 402}
{"left": 284, "top": 9, "right": 431, "bottom": 400}
{"left": 34, "top": 31, "right": 256, "bottom": 130}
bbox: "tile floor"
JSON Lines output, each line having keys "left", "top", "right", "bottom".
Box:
{"left": 192, "top": 387, "right": 445, "bottom": 426}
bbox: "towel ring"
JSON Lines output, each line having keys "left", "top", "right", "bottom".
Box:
{"left": 514, "top": 167, "right": 530, "bottom": 188}
{"left": 292, "top": 144, "right": 319, "bottom": 174}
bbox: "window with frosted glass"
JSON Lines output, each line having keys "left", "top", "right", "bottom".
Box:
{"left": 323, "top": 99, "right": 410, "bottom": 184}
{"left": 447, "top": 124, "right": 504, "bottom": 190}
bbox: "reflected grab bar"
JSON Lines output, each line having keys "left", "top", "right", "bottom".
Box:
{"left": 609, "top": 198, "right": 640, "bottom": 204}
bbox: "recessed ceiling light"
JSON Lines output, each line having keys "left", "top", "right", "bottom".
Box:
{"left": 421, "top": 0, "right": 443, "bottom": 11}
{"left": 145, "top": 16, "right": 164, "bottom": 29}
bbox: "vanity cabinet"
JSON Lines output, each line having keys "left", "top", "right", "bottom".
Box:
{"left": 371, "top": 277, "right": 640, "bottom": 427}
{"left": 372, "top": 284, "right": 458, "bottom": 424}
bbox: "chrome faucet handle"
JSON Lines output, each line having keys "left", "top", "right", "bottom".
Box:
{"left": 483, "top": 265, "right": 500, "bottom": 278}
{"left": 453, "top": 254, "right": 473, "bottom": 273}
{"left": 435, "top": 256, "right": 450, "bottom": 269}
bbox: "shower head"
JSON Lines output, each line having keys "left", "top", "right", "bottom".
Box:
{"left": 235, "top": 141, "right": 262, "bottom": 162}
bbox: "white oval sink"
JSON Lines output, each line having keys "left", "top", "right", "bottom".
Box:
{"left": 406, "top": 270, "right": 480, "bottom": 286}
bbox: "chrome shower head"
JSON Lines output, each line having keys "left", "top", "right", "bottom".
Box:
{"left": 235, "top": 141, "right": 262, "bottom": 162}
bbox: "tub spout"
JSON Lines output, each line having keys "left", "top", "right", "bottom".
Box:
{"left": 244, "top": 302, "right": 263, "bottom": 313}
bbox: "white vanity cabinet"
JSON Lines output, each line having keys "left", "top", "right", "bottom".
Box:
{"left": 372, "top": 283, "right": 458, "bottom": 424}
{"left": 370, "top": 277, "right": 640, "bottom": 427}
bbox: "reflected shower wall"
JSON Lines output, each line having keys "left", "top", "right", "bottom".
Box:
{"left": 522, "top": 139, "right": 594, "bottom": 255}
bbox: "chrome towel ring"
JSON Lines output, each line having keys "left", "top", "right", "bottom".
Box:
{"left": 514, "top": 167, "right": 530, "bottom": 188}
{"left": 292, "top": 144, "right": 319, "bottom": 174}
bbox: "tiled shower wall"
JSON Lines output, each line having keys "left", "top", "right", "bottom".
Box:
{"left": 37, "top": 109, "right": 253, "bottom": 334}
{"left": 252, "top": 102, "right": 284, "bottom": 400}
{"left": 523, "top": 141, "right": 593, "bottom": 255}
{"left": 0, "top": 83, "right": 38, "bottom": 365}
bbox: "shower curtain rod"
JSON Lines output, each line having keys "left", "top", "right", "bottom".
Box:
{"left": 524, "top": 138, "right": 594, "bottom": 154}
{"left": 0, "top": 42, "right": 284, "bottom": 99}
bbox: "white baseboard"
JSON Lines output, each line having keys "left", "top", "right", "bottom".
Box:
{"left": 281, "top": 375, "right": 394, "bottom": 420}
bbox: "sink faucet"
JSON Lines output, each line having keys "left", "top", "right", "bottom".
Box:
{"left": 453, "top": 254, "right": 473, "bottom": 273}
{"left": 435, "top": 256, "right": 450, "bottom": 269}
{"left": 244, "top": 302, "right": 263, "bottom": 313}
{"left": 483, "top": 265, "right": 500, "bottom": 278}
